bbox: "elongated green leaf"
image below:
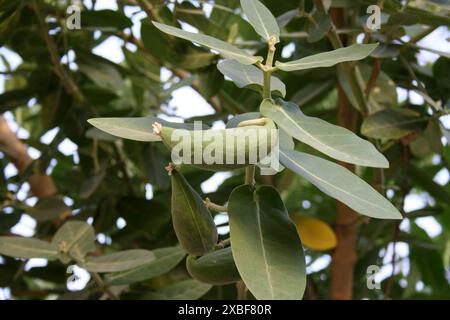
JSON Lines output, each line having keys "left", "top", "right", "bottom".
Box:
{"left": 240, "top": 0, "right": 280, "bottom": 42}
{"left": 51, "top": 221, "right": 96, "bottom": 263}
{"left": 128, "top": 279, "right": 212, "bottom": 300}
{"left": 152, "top": 22, "right": 262, "bottom": 65}
{"left": 87, "top": 117, "right": 205, "bottom": 142}
{"left": 29, "top": 196, "right": 70, "bottom": 222}
{"left": 106, "top": 246, "right": 185, "bottom": 285}
{"left": 361, "top": 108, "right": 426, "bottom": 139}
{"left": 83, "top": 249, "right": 155, "bottom": 273}
{"left": 275, "top": 43, "right": 378, "bottom": 72}
{"left": 0, "top": 237, "right": 58, "bottom": 260}
{"left": 279, "top": 149, "right": 402, "bottom": 220}
{"left": 228, "top": 185, "right": 306, "bottom": 300}
{"left": 277, "top": 9, "right": 299, "bottom": 28}
{"left": 261, "top": 99, "right": 388, "bottom": 168}
{"left": 217, "top": 59, "right": 286, "bottom": 97}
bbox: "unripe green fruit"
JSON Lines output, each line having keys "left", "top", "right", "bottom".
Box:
{"left": 170, "top": 167, "right": 218, "bottom": 256}
{"left": 186, "top": 247, "right": 241, "bottom": 285}
{"left": 154, "top": 118, "right": 277, "bottom": 171}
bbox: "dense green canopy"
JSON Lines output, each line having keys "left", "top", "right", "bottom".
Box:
{"left": 0, "top": 0, "right": 449, "bottom": 300}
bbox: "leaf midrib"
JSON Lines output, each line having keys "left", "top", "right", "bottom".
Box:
{"left": 247, "top": 0, "right": 270, "bottom": 40}
{"left": 0, "top": 241, "right": 56, "bottom": 256}
{"left": 253, "top": 193, "right": 275, "bottom": 299}
{"left": 276, "top": 106, "right": 370, "bottom": 164}
{"left": 178, "top": 177, "right": 209, "bottom": 251}
{"left": 280, "top": 150, "right": 393, "bottom": 216}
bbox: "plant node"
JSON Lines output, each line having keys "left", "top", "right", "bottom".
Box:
{"left": 152, "top": 122, "right": 162, "bottom": 135}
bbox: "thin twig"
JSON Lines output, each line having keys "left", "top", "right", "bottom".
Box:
{"left": 31, "top": 0, "right": 85, "bottom": 105}
{"left": 91, "top": 272, "right": 119, "bottom": 300}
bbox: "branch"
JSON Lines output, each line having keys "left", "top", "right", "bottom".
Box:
{"left": 0, "top": 116, "right": 56, "bottom": 198}
{"left": 117, "top": 32, "right": 222, "bottom": 112}
{"left": 31, "top": 1, "right": 85, "bottom": 105}
{"left": 314, "top": 1, "right": 369, "bottom": 115}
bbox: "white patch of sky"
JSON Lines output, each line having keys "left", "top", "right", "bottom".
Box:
{"left": 0, "top": 288, "right": 11, "bottom": 300}
{"left": 25, "top": 258, "right": 48, "bottom": 271}
{"left": 67, "top": 265, "right": 91, "bottom": 291}
{"left": 403, "top": 191, "right": 433, "bottom": 213}
{"left": 416, "top": 27, "right": 450, "bottom": 66}
{"left": 96, "top": 233, "right": 112, "bottom": 245}
{"left": 145, "top": 183, "right": 154, "bottom": 200}
{"left": 434, "top": 168, "right": 449, "bottom": 186}
{"left": 201, "top": 172, "right": 233, "bottom": 194}
{"left": 281, "top": 43, "right": 295, "bottom": 59}
{"left": 416, "top": 216, "right": 442, "bottom": 238}
{"left": 376, "top": 242, "right": 410, "bottom": 283}
{"left": 307, "top": 255, "right": 331, "bottom": 274}
{"left": 214, "top": 213, "right": 229, "bottom": 235}
{"left": 116, "top": 217, "right": 127, "bottom": 229}
{"left": 10, "top": 214, "right": 36, "bottom": 237}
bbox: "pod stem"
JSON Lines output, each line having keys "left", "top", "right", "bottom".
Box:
{"left": 245, "top": 166, "right": 255, "bottom": 186}
{"left": 262, "top": 36, "right": 277, "bottom": 100}
{"left": 152, "top": 122, "right": 162, "bottom": 135}
{"left": 215, "top": 238, "right": 231, "bottom": 250}
{"left": 91, "top": 272, "right": 118, "bottom": 300}
{"left": 204, "top": 197, "right": 227, "bottom": 212}
{"left": 236, "top": 281, "right": 248, "bottom": 300}
{"left": 237, "top": 118, "right": 267, "bottom": 127}
{"left": 165, "top": 163, "right": 176, "bottom": 175}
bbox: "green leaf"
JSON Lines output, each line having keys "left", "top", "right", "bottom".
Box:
{"left": 29, "top": 196, "right": 70, "bottom": 222}
{"left": 152, "top": 21, "right": 262, "bottom": 65}
{"left": 85, "top": 127, "right": 118, "bottom": 142}
{"left": 0, "top": 237, "right": 58, "bottom": 260}
{"left": 279, "top": 149, "right": 402, "bottom": 220}
{"left": 198, "top": 65, "right": 224, "bottom": 99}
{"left": 0, "top": 88, "right": 34, "bottom": 112}
{"left": 240, "top": 0, "right": 280, "bottom": 42}
{"left": 83, "top": 249, "right": 155, "bottom": 273}
{"left": 361, "top": 108, "right": 426, "bottom": 140}
{"left": 82, "top": 10, "right": 132, "bottom": 31}
{"left": 78, "top": 54, "right": 123, "bottom": 91}
{"left": 217, "top": 59, "right": 286, "bottom": 97}
{"left": 228, "top": 185, "right": 306, "bottom": 300}
{"left": 51, "top": 221, "right": 96, "bottom": 263}
{"left": 261, "top": 99, "right": 388, "bottom": 168}
{"left": 105, "top": 246, "right": 185, "bottom": 285}
{"left": 275, "top": 43, "right": 378, "bottom": 72}
{"left": 276, "top": 9, "right": 299, "bottom": 28}
{"left": 307, "top": 10, "right": 331, "bottom": 43}
{"left": 129, "top": 279, "right": 212, "bottom": 300}
{"left": 79, "top": 170, "right": 106, "bottom": 199}
{"left": 87, "top": 117, "right": 203, "bottom": 142}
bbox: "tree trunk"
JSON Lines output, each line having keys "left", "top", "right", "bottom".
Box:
{"left": 329, "top": 86, "right": 360, "bottom": 300}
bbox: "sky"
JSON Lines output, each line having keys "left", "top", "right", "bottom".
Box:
{"left": 0, "top": 0, "right": 449, "bottom": 299}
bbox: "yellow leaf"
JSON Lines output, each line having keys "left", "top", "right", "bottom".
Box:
{"left": 290, "top": 214, "right": 337, "bottom": 251}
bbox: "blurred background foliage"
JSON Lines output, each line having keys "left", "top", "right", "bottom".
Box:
{"left": 0, "top": 0, "right": 449, "bottom": 300}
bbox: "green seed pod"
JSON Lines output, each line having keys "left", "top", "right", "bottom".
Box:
{"left": 153, "top": 118, "right": 277, "bottom": 171}
{"left": 169, "top": 166, "right": 218, "bottom": 256}
{"left": 186, "top": 247, "right": 241, "bottom": 285}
